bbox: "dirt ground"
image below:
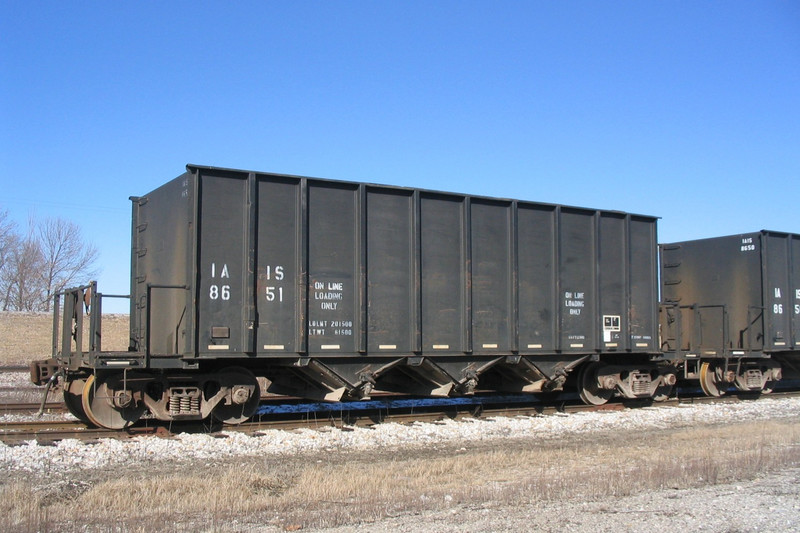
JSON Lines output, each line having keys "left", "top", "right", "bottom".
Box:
{"left": 0, "top": 312, "right": 129, "bottom": 365}
{"left": 303, "top": 467, "right": 800, "bottom": 533}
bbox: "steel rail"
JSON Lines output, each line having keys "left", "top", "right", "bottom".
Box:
{"left": 0, "top": 366, "right": 29, "bottom": 373}
{"left": 0, "top": 402, "right": 64, "bottom": 414}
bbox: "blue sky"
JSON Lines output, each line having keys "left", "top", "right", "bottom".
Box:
{"left": 2, "top": 2, "right": 799, "bottom": 312}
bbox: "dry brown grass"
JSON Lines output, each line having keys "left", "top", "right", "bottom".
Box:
{"left": 4, "top": 418, "right": 800, "bottom": 532}
{"left": 0, "top": 312, "right": 129, "bottom": 365}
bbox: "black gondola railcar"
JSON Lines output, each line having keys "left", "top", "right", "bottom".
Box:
{"left": 660, "top": 230, "right": 798, "bottom": 395}
{"left": 32, "top": 164, "right": 674, "bottom": 428}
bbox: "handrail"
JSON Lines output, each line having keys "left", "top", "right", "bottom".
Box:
{"left": 50, "top": 281, "right": 131, "bottom": 359}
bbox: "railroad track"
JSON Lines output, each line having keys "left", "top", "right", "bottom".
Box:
{"left": 0, "top": 401, "right": 64, "bottom": 414}
{"left": 0, "top": 400, "right": 619, "bottom": 445}
{"left": 0, "top": 420, "right": 121, "bottom": 443}
{"left": 3, "top": 389, "right": 798, "bottom": 446}
{"left": 0, "top": 366, "right": 29, "bottom": 373}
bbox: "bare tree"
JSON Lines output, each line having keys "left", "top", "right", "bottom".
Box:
{"left": 0, "top": 209, "right": 20, "bottom": 309}
{"left": 0, "top": 211, "right": 99, "bottom": 312}
{"left": 1, "top": 229, "right": 45, "bottom": 311}
{"left": 38, "top": 217, "right": 100, "bottom": 311}
{"left": 0, "top": 208, "right": 16, "bottom": 274}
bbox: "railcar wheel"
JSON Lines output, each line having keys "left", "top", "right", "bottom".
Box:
{"left": 699, "top": 362, "right": 724, "bottom": 397}
{"left": 578, "top": 363, "right": 613, "bottom": 406}
{"left": 211, "top": 367, "right": 261, "bottom": 425}
{"left": 63, "top": 377, "right": 95, "bottom": 426}
{"left": 81, "top": 373, "right": 146, "bottom": 429}
{"left": 652, "top": 372, "right": 677, "bottom": 402}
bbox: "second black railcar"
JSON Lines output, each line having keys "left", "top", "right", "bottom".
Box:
{"left": 660, "top": 230, "right": 798, "bottom": 395}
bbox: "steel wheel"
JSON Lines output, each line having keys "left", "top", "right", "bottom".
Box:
{"left": 699, "top": 362, "right": 723, "bottom": 397}
{"left": 63, "top": 377, "right": 95, "bottom": 426}
{"left": 652, "top": 372, "right": 676, "bottom": 402}
{"left": 578, "top": 363, "right": 613, "bottom": 406}
{"left": 81, "top": 373, "right": 146, "bottom": 429}
{"left": 212, "top": 367, "right": 261, "bottom": 425}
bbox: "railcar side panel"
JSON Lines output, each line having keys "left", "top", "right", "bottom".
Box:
{"left": 558, "top": 208, "right": 597, "bottom": 352}
{"left": 197, "top": 173, "right": 249, "bottom": 355}
{"left": 420, "top": 193, "right": 468, "bottom": 354}
{"left": 256, "top": 176, "right": 304, "bottom": 355}
{"left": 628, "top": 215, "right": 658, "bottom": 352}
{"left": 598, "top": 213, "right": 627, "bottom": 351}
{"left": 763, "top": 233, "right": 795, "bottom": 350}
{"left": 365, "top": 187, "right": 416, "bottom": 353}
{"left": 307, "top": 182, "right": 360, "bottom": 354}
{"left": 470, "top": 199, "right": 514, "bottom": 354}
{"left": 517, "top": 204, "right": 557, "bottom": 352}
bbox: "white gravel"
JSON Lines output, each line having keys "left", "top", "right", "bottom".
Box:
{"left": 0, "top": 372, "right": 32, "bottom": 388}
{"left": 2, "top": 396, "right": 799, "bottom": 475}
{"left": 0, "top": 412, "right": 74, "bottom": 423}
